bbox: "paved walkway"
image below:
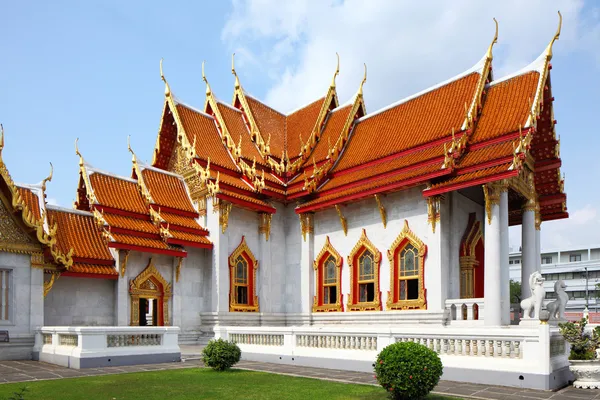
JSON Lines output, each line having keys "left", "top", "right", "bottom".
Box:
{"left": 0, "top": 358, "right": 598, "bottom": 400}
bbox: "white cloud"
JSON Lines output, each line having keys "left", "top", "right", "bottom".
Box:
{"left": 46, "top": 197, "right": 59, "bottom": 206}
{"left": 222, "top": 0, "right": 599, "bottom": 113}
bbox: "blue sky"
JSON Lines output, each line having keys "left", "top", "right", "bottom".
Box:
{"left": 1, "top": 1, "right": 599, "bottom": 249}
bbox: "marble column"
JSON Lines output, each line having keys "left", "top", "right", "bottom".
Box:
{"left": 299, "top": 214, "right": 314, "bottom": 319}
{"left": 521, "top": 200, "right": 537, "bottom": 301}
{"left": 29, "top": 267, "right": 44, "bottom": 332}
{"left": 499, "top": 189, "right": 510, "bottom": 325}
{"left": 484, "top": 184, "right": 502, "bottom": 326}
{"left": 114, "top": 249, "right": 129, "bottom": 326}
{"left": 258, "top": 215, "right": 272, "bottom": 313}
{"left": 207, "top": 200, "right": 230, "bottom": 315}
{"left": 171, "top": 257, "right": 183, "bottom": 328}
{"left": 535, "top": 207, "right": 542, "bottom": 271}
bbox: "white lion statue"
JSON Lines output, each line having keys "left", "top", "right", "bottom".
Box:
{"left": 520, "top": 271, "right": 545, "bottom": 319}
{"left": 546, "top": 280, "right": 568, "bottom": 320}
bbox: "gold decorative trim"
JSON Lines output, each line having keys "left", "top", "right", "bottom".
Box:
{"left": 120, "top": 250, "right": 130, "bottom": 278}
{"left": 129, "top": 258, "right": 172, "bottom": 326}
{"left": 128, "top": 137, "right": 153, "bottom": 205}
{"left": 386, "top": 220, "right": 427, "bottom": 310}
{"left": 374, "top": 195, "right": 387, "bottom": 228}
{"left": 459, "top": 215, "right": 483, "bottom": 299}
{"left": 347, "top": 229, "right": 381, "bottom": 311}
{"left": 299, "top": 213, "right": 314, "bottom": 242}
{"left": 335, "top": 205, "right": 347, "bottom": 236}
{"left": 175, "top": 257, "right": 183, "bottom": 282}
{"left": 228, "top": 237, "right": 259, "bottom": 312}
{"left": 483, "top": 183, "right": 501, "bottom": 225}
{"left": 219, "top": 201, "right": 233, "bottom": 234}
{"left": 258, "top": 213, "right": 272, "bottom": 241}
{"left": 312, "top": 237, "right": 343, "bottom": 312}
{"left": 535, "top": 201, "right": 542, "bottom": 231}
{"left": 427, "top": 196, "right": 441, "bottom": 233}
{"left": 43, "top": 272, "right": 60, "bottom": 297}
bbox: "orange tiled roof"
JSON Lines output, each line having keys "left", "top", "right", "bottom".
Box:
{"left": 471, "top": 72, "right": 539, "bottom": 144}
{"left": 16, "top": 186, "right": 42, "bottom": 221}
{"left": 168, "top": 229, "right": 212, "bottom": 245}
{"left": 176, "top": 103, "right": 238, "bottom": 171}
{"left": 427, "top": 162, "right": 515, "bottom": 191}
{"left": 70, "top": 263, "right": 118, "bottom": 276}
{"left": 333, "top": 73, "right": 480, "bottom": 172}
{"left": 110, "top": 232, "right": 175, "bottom": 251}
{"left": 89, "top": 172, "right": 148, "bottom": 215}
{"left": 286, "top": 97, "right": 326, "bottom": 158}
{"left": 141, "top": 168, "right": 197, "bottom": 214}
{"left": 245, "top": 95, "right": 286, "bottom": 156}
{"left": 218, "top": 188, "right": 274, "bottom": 209}
{"left": 306, "top": 105, "right": 353, "bottom": 164}
{"left": 102, "top": 212, "right": 159, "bottom": 234}
{"left": 47, "top": 208, "right": 113, "bottom": 262}
{"left": 217, "top": 103, "right": 266, "bottom": 165}
{"left": 160, "top": 211, "right": 203, "bottom": 231}
{"left": 455, "top": 140, "right": 514, "bottom": 169}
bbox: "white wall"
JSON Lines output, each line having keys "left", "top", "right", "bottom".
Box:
{"left": 179, "top": 247, "right": 211, "bottom": 331}
{"left": 0, "top": 252, "right": 40, "bottom": 334}
{"left": 44, "top": 276, "right": 115, "bottom": 326}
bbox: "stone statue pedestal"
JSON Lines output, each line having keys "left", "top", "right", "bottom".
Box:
{"left": 519, "top": 318, "right": 541, "bottom": 327}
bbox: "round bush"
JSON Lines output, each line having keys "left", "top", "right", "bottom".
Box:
{"left": 201, "top": 338, "right": 241, "bottom": 371}
{"left": 373, "top": 341, "right": 443, "bottom": 400}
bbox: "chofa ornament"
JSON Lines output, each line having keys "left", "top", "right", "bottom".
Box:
{"left": 520, "top": 271, "right": 545, "bottom": 319}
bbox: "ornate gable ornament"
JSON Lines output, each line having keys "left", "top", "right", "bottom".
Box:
{"left": 347, "top": 229, "right": 382, "bottom": 311}
{"left": 313, "top": 236, "right": 343, "bottom": 312}
{"left": 386, "top": 220, "right": 427, "bottom": 310}
{"left": 129, "top": 258, "right": 172, "bottom": 326}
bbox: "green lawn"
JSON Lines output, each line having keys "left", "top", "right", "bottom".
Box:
{"left": 0, "top": 368, "right": 460, "bottom": 400}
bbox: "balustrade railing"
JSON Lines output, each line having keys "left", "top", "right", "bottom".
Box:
{"left": 445, "top": 298, "right": 484, "bottom": 321}
{"left": 395, "top": 336, "right": 521, "bottom": 358}
{"left": 550, "top": 337, "right": 566, "bottom": 357}
{"left": 42, "top": 334, "right": 53, "bottom": 345}
{"left": 107, "top": 334, "right": 161, "bottom": 348}
{"left": 230, "top": 333, "right": 283, "bottom": 346}
{"left": 59, "top": 334, "right": 78, "bottom": 347}
{"left": 296, "top": 335, "right": 377, "bottom": 351}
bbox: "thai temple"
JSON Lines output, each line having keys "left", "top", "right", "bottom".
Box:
{"left": 0, "top": 14, "right": 571, "bottom": 389}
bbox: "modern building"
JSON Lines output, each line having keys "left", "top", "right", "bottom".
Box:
{"left": 0, "top": 15, "right": 572, "bottom": 389}
{"left": 509, "top": 245, "right": 600, "bottom": 312}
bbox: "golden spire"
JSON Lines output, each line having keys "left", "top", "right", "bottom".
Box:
{"left": 331, "top": 52, "right": 340, "bottom": 88}
{"left": 160, "top": 58, "right": 171, "bottom": 97}
{"left": 485, "top": 18, "right": 499, "bottom": 60}
{"left": 41, "top": 162, "right": 53, "bottom": 193}
{"left": 127, "top": 135, "right": 137, "bottom": 163}
{"left": 75, "top": 138, "right": 84, "bottom": 167}
{"left": 0, "top": 124, "right": 4, "bottom": 153}
{"left": 202, "top": 60, "right": 212, "bottom": 95}
{"left": 232, "top": 53, "right": 240, "bottom": 89}
{"left": 358, "top": 63, "right": 367, "bottom": 96}
{"left": 545, "top": 11, "right": 562, "bottom": 60}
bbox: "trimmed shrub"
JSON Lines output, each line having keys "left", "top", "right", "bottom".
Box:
{"left": 373, "top": 341, "right": 443, "bottom": 400}
{"left": 559, "top": 317, "right": 600, "bottom": 360}
{"left": 201, "top": 338, "right": 241, "bottom": 371}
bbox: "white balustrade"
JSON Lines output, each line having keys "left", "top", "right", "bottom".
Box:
{"left": 395, "top": 335, "right": 522, "bottom": 358}
{"left": 59, "top": 334, "right": 78, "bottom": 347}
{"left": 230, "top": 333, "right": 283, "bottom": 346}
{"left": 296, "top": 334, "right": 377, "bottom": 351}
{"left": 107, "top": 334, "right": 161, "bottom": 347}
{"left": 445, "top": 298, "right": 485, "bottom": 322}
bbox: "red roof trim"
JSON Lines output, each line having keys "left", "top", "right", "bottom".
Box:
{"left": 109, "top": 227, "right": 161, "bottom": 240}
{"left": 297, "top": 169, "right": 451, "bottom": 213}
{"left": 541, "top": 211, "right": 569, "bottom": 222}
{"left": 61, "top": 271, "right": 119, "bottom": 280}
{"left": 149, "top": 204, "right": 198, "bottom": 219}
{"left": 72, "top": 257, "right": 114, "bottom": 266}
{"left": 261, "top": 188, "right": 287, "bottom": 201}
{"left": 534, "top": 159, "right": 562, "bottom": 172}
{"left": 216, "top": 193, "right": 277, "bottom": 214}
{"left": 108, "top": 242, "right": 186, "bottom": 257}
{"left": 539, "top": 193, "right": 566, "bottom": 206}
{"left": 167, "top": 238, "right": 213, "bottom": 250}
{"left": 93, "top": 205, "right": 150, "bottom": 220}
{"left": 287, "top": 188, "right": 309, "bottom": 200}
{"left": 162, "top": 222, "right": 208, "bottom": 236}
{"left": 423, "top": 169, "right": 519, "bottom": 197}
{"left": 453, "top": 155, "right": 514, "bottom": 176}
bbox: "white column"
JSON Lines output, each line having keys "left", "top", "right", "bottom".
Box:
{"left": 30, "top": 267, "right": 44, "bottom": 332}
{"left": 499, "top": 189, "right": 510, "bottom": 325}
{"left": 299, "top": 214, "right": 314, "bottom": 318}
{"left": 114, "top": 250, "right": 129, "bottom": 326}
{"left": 521, "top": 201, "right": 537, "bottom": 301}
{"left": 484, "top": 186, "right": 502, "bottom": 326}
{"left": 536, "top": 229, "right": 541, "bottom": 270}
{"left": 207, "top": 200, "right": 230, "bottom": 315}
{"left": 171, "top": 257, "right": 183, "bottom": 328}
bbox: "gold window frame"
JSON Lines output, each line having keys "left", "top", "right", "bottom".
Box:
{"left": 228, "top": 236, "right": 259, "bottom": 312}
{"left": 313, "top": 236, "right": 343, "bottom": 312}
{"left": 347, "top": 229, "right": 381, "bottom": 311}
{"left": 386, "top": 220, "right": 427, "bottom": 310}
{"left": 129, "top": 258, "right": 172, "bottom": 326}
{"left": 459, "top": 214, "right": 483, "bottom": 299}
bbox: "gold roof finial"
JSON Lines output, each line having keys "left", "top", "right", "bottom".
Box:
{"left": 486, "top": 18, "right": 499, "bottom": 60}
{"left": 202, "top": 60, "right": 212, "bottom": 95}
{"left": 358, "top": 63, "right": 367, "bottom": 96}
{"left": 41, "top": 162, "right": 53, "bottom": 194}
{"left": 546, "top": 11, "right": 562, "bottom": 60}
{"left": 75, "top": 138, "right": 84, "bottom": 167}
{"left": 159, "top": 58, "right": 171, "bottom": 97}
{"left": 0, "top": 124, "right": 4, "bottom": 153}
{"left": 127, "top": 135, "right": 137, "bottom": 163}
{"left": 232, "top": 53, "right": 241, "bottom": 89}
{"left": 331, "top": 52, "right": 340, "bottom": 88}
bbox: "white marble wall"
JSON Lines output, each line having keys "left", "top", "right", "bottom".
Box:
{"left": 178, "top": 247, "right": 211, "bottom": 332}
{"left": 44, "top": 276, "right": 115, "bottom": 326}
{"left": 0, "top": 252, "right": 39, "bottom": 334}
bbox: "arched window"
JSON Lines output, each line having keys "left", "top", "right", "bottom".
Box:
{"left": 313, "top": 237, "right": 343, "bottom": 312}
{"left": 228, "top": 237, "right": 259, "bottom": 312}
{"left": 348, "top": 229, "right": 381, "bottom": 311}
{"left": 387, "top": 220, "right": 427, "bottom": 310}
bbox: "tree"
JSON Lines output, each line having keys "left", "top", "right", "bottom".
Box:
{"left": 510, "top": 279, "right": 522, "bottom": 304}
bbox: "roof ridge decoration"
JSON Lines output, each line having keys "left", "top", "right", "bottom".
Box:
{"left": 284, "top": 53, "right": 341, "bottom": 175}
{"left": 303, "top": 64, "right": 368, "bottom": 193}
{"left": 128, "top": 136, "right": 153, "bottom": 205}
{"left": 75, "top": 138, "right": 99, "bottom": 206}
{"left": 202, "top": 60, "right": 264, "bottom": 192}
{"left": 0, "top": 125, "right": 73, "bottom": 267}
{"left": 230, "top": 53, "right": 271, "bottom": 157}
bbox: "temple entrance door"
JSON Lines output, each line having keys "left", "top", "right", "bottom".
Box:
{"left": 138, "top": 297, "right": 159, "bottom": 326}
{"left": 460, "top": 213, "right": 484, "bottom": 299}
{"left": 129, "top": 259, "right": 172, "bottom": 326}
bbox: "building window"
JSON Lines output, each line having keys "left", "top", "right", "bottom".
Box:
{"left": 509, "top": 260, "right": 514, "bottom": 265}
{"left": 387, "top": 220, "right": 427, "bottom": 310}
{"left": 541, "top": 256, "right": 553, "bottom": 264}
{"left": 313, "top": 237, "right": 343, "bottom": 312}
{"left": 570, "top": 254, "right": 582, "bottom": 262}
{"left": 514, "top": 259, "right": 521, "bottom": 264}
{"left": 348, "top": 229, "right": 381, "bottom": 311}
{"left": 0, "top": 270, "right": 10, "bottom": 321}
{"left": 228, "top": 237, "right": 259, "bottom": 312}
